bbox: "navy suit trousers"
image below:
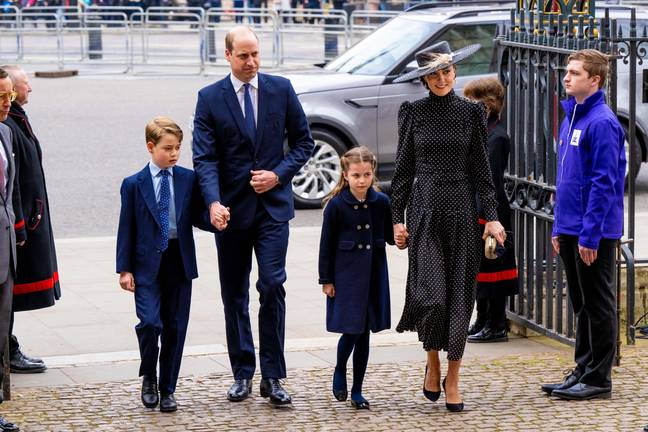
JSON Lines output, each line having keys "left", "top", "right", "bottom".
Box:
{"left": 134, "top": 240, "right": 192, "bottom": 395}
{"left": 216, "top": 205, "right": 289, "bottom": 380}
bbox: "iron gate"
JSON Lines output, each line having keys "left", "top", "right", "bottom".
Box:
{"left": 497, "top": 0, "right": 647, "bottom": 349}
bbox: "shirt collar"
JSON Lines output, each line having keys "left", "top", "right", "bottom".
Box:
{"left": 230, "top": 73, "right": 259, "bottom": 94}
{"left": 149, "top": 161, "right": 174, "bottom": 177}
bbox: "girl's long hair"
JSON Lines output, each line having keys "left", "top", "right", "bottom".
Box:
{"left": 323, "top": 145, "right": 379, "bottom": 205}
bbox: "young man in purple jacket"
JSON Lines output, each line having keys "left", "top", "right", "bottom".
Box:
{"left": 541, "top": 49, "right": 626, "bottom": 401}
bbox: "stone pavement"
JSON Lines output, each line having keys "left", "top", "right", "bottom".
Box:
{"left": 4, "top": 343, "right": 648, "bottom": 431}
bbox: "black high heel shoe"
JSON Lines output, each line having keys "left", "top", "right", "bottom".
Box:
{"left": 442, "top": 377, "right": 464, "bottom": 412}
{"left": 423, "top": 365, "right": 441, "bottom": 402}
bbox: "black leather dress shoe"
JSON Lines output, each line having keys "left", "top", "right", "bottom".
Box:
{"left": 0, "top": 416, "right": 19, "bottom": 431}
{"left": 160, "top": 393, "right": 178, "bottom": 412}
{"left": 141, "top": 375, "right": 159, "bottom": 408}
{"left": 260, "top": 378, "right": 292, "bottom": 406}
{"left": 227, "top": 379, "right": 252, "bottom": 402}
{"left": 643, "top": 424, "right": 648, "bottom": 432}
{"left": 467, "top": 327, "right": 508, "bottom": 343}
{"left": 10, "top": 350, "right": 46, "bottom": 374}
{"left": 551, "top": 383, "right": 612, "bottom": 400}
{"left": 467, "top": 321, "right": 485, "bottom": 336}
{"left": 540, "top": 369, "right": 581, "bottom": 395}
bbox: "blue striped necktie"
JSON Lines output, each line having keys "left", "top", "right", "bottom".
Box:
{"left": 158, "top": 169, "right": 170, "bottom": 251}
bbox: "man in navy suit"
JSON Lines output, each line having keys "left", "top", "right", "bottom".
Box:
{"left": 193, "top": 26, "right": 313, "bottom": 406}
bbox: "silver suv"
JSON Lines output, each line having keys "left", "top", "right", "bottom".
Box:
{"left": 283, "top": 4, "right": 648, "bottom": 208}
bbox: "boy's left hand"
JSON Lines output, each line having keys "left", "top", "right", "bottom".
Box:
{"left": 322, "top": 283, "right": 335, "bottom": 298}
{"left": 250, "top": 170, "right": 279, "bottom": 194}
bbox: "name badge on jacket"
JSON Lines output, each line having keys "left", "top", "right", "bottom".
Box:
{"left": 570, "top": 129, "right": 582, "bottom": 146}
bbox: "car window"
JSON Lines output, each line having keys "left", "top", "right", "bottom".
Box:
{"left": 325, "top": 16, "right": 441, "bottom": 76}
{"left": 431, "top": 23, "right": 498, "bottom": 76}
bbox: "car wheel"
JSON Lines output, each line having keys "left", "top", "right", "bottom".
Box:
{"left": 620, "top": 121, "right": 642, "bottom": 187}
{"left": 292, "top": 129, "right": 345, "bottom": 209}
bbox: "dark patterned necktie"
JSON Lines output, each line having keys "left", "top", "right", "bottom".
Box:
{"left": 243, "top": 83, "right": 256, "bottom": 141}
{"left": 158, "top": 169, "right": 170, "bottom": 251}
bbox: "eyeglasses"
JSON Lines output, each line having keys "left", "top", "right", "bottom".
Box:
{"left": 0, "top": 91, "right": 17, "bottom": 102}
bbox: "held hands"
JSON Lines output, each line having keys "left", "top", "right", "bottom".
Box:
{"left": 322, "top": 283, "right": 335, "bottom": 298}
{"left": 393, "top": 223, "right": 409, "bottom": 249}
{"left": 483, "top": 221, "right": 506, "bottom": 246}
{"left": 210, "top": 201, "right": 231, "bottom": 231}
{"left": 119, "top": 271, "right": 135, "bottom": 292}
{"left": 250, "top": 170, "right": 279, "bottom": 194}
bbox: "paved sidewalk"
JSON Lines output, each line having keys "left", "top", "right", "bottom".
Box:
{"left": 4, "top": 344, "right": 648, "bottom": 431}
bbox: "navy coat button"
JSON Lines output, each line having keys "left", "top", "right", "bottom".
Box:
{"left": 365, "top": 224, "right": 370, "bottom": 229}
{"left": 354, "top": 205, "right": 358, "bottom": 210}
{"left": 357, "top": 244, "right": 363, "bottom": 249}
{"left": 363, "top": 204, "right": 368, "bottom": 209}
{"left": 366, "top": 244, "right": 371, "bottom": 250}
{"left": 357, "top": 225, "right": 361, "bottom": 230}
{"left": 156, "top": 249, "right": 161, "bottom": 254}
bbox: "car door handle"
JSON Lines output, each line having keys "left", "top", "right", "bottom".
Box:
{"left": 345, "top": 97, "right": 379, "bottom": 109}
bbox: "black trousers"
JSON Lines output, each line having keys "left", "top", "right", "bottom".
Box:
{"left": 559, "top": 235, "right": 617, "bottom": 388}
{"left": 475, "top": 296, "right": 507, "bottom": 330}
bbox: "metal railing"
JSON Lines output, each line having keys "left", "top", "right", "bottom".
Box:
{"left": 0, "top": 6, "right": 395, "bottom": 72}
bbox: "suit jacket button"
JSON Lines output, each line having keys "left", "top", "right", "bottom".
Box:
{"left": 365, "top": 224, "right": 370, "bottom": 229}
{"left": 354, "top": 205, "right": 358, "bottom": 210}
{"left": 363, "top": 204, "right": 368, "bottom": 209}
{"left": 357, "top": 225, "right": 361, "bottom": 230}
{"left": 357, "top": 244, "right": 363, "bottom": 249}
{"left": 366, "top": 244, "right": 371, "bottom": 250}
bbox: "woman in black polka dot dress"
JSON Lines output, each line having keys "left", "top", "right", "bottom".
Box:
{"left": 391, "top": 41, "right": 507, "bottom": 412}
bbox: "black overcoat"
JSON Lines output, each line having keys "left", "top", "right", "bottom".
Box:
{"left": 318, "top": 187, "right": 394, "bottom": 334}
{"left": 4, "top": 103, "right": 60, "bottom": 311}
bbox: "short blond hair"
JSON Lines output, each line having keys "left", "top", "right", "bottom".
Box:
{"left": 567, "top": 49, "right": 609, "bottom": 89}
{"left": 145, "top": 117, "right": 183, "bottom": 145}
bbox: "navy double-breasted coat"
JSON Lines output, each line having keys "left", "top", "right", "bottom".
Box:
{"left": 318, "top": 187, "right": 394, "bottom": 334}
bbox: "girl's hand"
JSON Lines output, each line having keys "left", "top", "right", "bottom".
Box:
{"left": 394, "top": 223, "right": 409, "bottom": 249}
{"left": 322, "top": 283, "right": 335, "bottom": 298}
{"left": 484, "top": 221, "right": 506, "bottom": 246}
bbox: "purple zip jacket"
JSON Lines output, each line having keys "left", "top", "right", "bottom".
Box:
{"left": 552, "top": 89, "right": 626, "bottom": 249}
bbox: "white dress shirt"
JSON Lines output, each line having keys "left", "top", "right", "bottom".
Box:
{"left": 0, "top": 138, "right": 8, "bottom": 195}
{"left": 230, "top": 73, "right": 258, "bottom": 126}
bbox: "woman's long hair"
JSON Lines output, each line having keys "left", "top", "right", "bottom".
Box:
{"left": 323, "top": 145, "right": 379, "bottom": 205}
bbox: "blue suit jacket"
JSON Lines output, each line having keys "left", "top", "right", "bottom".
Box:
{"left": 116, "top": 164, "right": 212, "bottom": 286}
{"left": 192, "top": 73, "right": 314, "bottom": 229}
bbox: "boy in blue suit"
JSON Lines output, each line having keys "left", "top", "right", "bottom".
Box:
{"left": 116, "top": 117, "right": 211, "bottom": 412}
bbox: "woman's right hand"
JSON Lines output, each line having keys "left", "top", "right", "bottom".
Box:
{"left": 394, "top": 223, "right": 409, "bottom": 249}
{"left": 322, "top": 283, "right": 335, "bottom": 298}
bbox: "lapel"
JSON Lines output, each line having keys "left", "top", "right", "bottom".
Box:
{"left": 222, "top": 76, "right": 255, "bottom": 157}
{"left": 173, "top": 167, "right": 189, "bottom": 224}
{"left": 136, "top": 165, "right": 160, "bottom": 227}
{"left": 255, "top": 73, "right": 268, "bottom": 154}
{"left": 0, "top": 129, "right": 11, "bottom": 202}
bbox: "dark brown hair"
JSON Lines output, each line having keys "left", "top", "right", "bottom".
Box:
{"left": 0, "top": 68, "right": 7, "bottom": 80}
{"left": 463, "top": 77, "right": 505, "bottom": 117}
{"left": 567, "top": 49, "right": 609, "bottom": 89}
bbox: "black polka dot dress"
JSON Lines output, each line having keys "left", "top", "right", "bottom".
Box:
{"left": 391, "top": 90, "right": 499, "bottom": 361}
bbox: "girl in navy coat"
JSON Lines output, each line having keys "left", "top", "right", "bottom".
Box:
{"left": 318, "top": 146, "right": 394, "bottom": 409}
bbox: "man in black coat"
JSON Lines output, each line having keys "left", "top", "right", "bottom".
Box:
{"left": 2, "top": 65, "right": 61, "bottom": 374}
